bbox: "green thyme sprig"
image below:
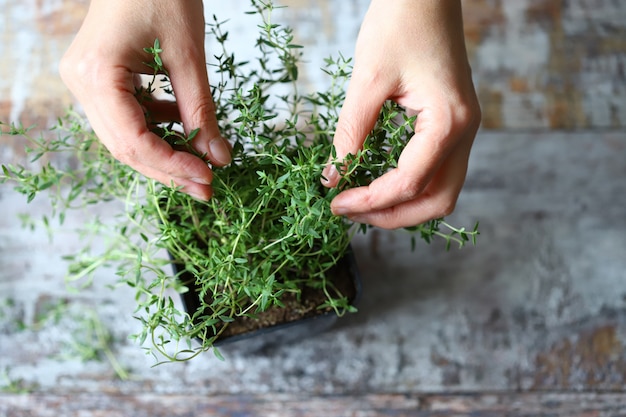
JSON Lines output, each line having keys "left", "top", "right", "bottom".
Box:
{"left": 1, "top": 0, "right": 478, "bottom": 363}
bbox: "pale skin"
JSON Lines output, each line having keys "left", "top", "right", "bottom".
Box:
{"left": 322, "top": 0, "right": 481, "bottom": 228}
{"left": 60, "top": 0, "right": 480, "bottom": 229}
{"left": 60, "top": 0, "right": 229, "bottom": 201}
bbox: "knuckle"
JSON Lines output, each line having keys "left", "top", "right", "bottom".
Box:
{"left": 435, "top": 197, "right": 457, "bottom": 218}
{"left": 58, "top": 55, "right": 73, "bottom": 82}
{"left": 455, "top": 101, "right": 474, "bottom": 126}
{"left": 164, "top": 151, "right": 211, "bottom": 181}
{"left": 381, "top": 213, "right": 404, "bottom": 230}
{"left": 453, "top": 95, "right": 482, "bottom": 134}
{"left": 164, "top": 156, "right": 191, "bottom": 178}
{"left": 396, "top": 177, "right": 423, "bottom": 201}
{"left": 108, "top": 143, "right": 137, "bottom": 166}
{"left": 334, "top": 119, "right": 362, "bottom": 151}
{"left": 353, "top": 64, "right": 386, "bottom": 91}
{"left": 60, "top": 51, "right": 95, "bottom": 86}
{"left": 189, "top": 97, "right": 218, "bottom": 126}
{"left": 106, "top": 134, "right": 148, "bottom": 167}
{"left": 362, "top": 191, "right": 378, "bottom": 212}
{"left": 376, "top": 206, "right": 411, "bottom": 231}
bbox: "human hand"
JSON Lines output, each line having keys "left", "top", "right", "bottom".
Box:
{"left": 60, "top": 0, "right": 231, "bottom": 200}
{"left": 322, "top": 0, "right": 481, "bottom": 229}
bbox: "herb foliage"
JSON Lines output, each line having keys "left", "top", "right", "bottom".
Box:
{"left": 1, "top": 0, "right": 478, "bottom": 362}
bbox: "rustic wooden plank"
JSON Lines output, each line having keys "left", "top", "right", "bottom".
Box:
{"left": 1, "top": 0, "right": 625, "bottom": 130}
{"left": 1, "top": 393, "right": 625, "bottom": 417}
{"left": 2, "top": 131, "right": 626, "bottom": 394}
{"left": 462, "top": 0, "right": 626, "bottom": 129}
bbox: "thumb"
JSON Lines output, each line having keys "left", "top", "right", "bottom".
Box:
{"left": 322, "top": 71, "right": 389, "bottom": 187}
{"left": 167, "top": 47, "right": 231, "bottom": 167}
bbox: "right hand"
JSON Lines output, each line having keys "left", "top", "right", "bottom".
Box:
{"left": 60, "top": 0, "right": 231, "bottom": 200}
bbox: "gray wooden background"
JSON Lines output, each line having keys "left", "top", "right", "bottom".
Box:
{"left": 1, "top": 1, "right": 625, "bottom": 416}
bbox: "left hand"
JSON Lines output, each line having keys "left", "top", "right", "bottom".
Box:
{"left": 322, "top": 0, "right": 481, "bottom": 229}
{"left": 60, "top": 0, "right": 231, "bottom": 201}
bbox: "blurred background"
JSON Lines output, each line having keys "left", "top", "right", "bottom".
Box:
{"left": 1, "top": 1, "right": 625, "bottom": 415}
{"left": 2, "top": 0, "right": 624, "bottom": 130}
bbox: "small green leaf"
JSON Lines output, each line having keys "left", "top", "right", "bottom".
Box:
{"left": 187, "top": 128, "right": 200, "bottom": 141}
{"left": 213, "top": 347, "right": 225, "bottom": 361}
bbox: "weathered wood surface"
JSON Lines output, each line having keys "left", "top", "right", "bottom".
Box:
{"left": 1, "top": 0, "right": 625, "bottom": 130}
{"left": 1, "top": 393, "right": 626, "bottom": 417}
{"left": 2, "top": 131, "right": 625, "bottom": 396}
{"left": 1, "top": 0, "right": 626, "bottom": 414}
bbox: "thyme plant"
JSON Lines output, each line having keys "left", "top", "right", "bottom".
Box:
{"left": 1, "top": 0, "right": 477, "bottom": 362}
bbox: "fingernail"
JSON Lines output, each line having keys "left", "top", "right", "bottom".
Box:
{"left": 331, "top": 200, "right": 352, "bottom": 216}
{"left": 191, "top": 177, "right": 211, "bottom": 185}
{"left": 209, "top": 138, "right": 232, "bottom": 165}
{"left": 187, "top": 190, "right": 211, "bottom": 201}
{"left": 348, "top": 215, "right": 366, "bottom": 224}
{"left": 332, "top": 206, "right": 350, "bottom": 216}
{"left": 322, "top": 164, "right": 338, "bottom": 185}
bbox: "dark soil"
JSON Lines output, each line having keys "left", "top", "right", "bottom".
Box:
{"left": 177, "top": 252, "right": 359, "bottom": 341}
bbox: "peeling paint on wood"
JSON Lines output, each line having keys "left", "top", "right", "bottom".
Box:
{"left": 1, "top": 0, "right": 626, "bottom": 413}
{"left": 1, "top": 393, "right": 625, "bottom": 417}
{"left": 533, "top": 322, "right": 626, "bottom": 390}
{"left": 2, "top": 132, "right": 625, "bottom": 396}
{"left": 1, "top": 0, "right": 624, "bottom": 129}
{"left": 0, "top": 0, "right": 87, "bottom": 126}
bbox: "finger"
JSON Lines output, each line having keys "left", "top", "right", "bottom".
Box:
{"left": 130, "top": 157, "right": 213, "bottom": 201}
{"left": 164, "top": 44, "right": 231, "bottom": 167}
{"left": 110, "top": 126, "right": 216, "bottom": 200}
{"left": 329, "top": 106, "right": 467, "bottom": 216}
{"left": 345, "top": 137, "right": 473, "bottom": 229}
{"left": 84, "top": 72, "right": 215, "bottom": 192}
{"left": 321, "top": 68, "right": 392, "bottom": 187}
{"left": 129, "top": 130, "right": 215, "bottom": 185}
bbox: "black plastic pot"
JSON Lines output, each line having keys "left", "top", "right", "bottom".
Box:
{"left": 173, "top": 248, "right": 362, "bottom": 351}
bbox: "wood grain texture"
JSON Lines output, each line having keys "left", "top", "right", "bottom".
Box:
{"left": 462, "top": 0, "right": 626, "bottom": 129}
{"left": 1, "top": 0, "right": 626, "bottom": 413}
{"left": 1, "top": 0, "right": 624, "bottom": 130}
{"left": 1, "top": 393, "right": 625, "bottom": 417}
{"left": 2, "top": 132, "right": 625, "bottom": 396}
